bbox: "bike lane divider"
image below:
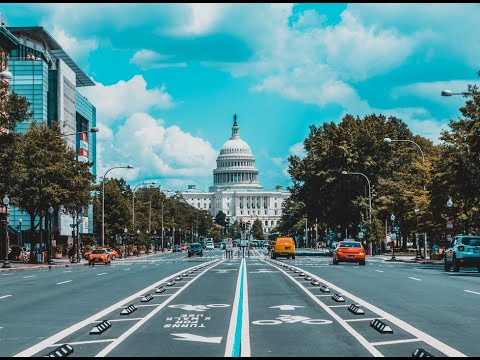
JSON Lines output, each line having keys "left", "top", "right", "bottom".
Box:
{"left": 266, "top": 259, "right": 466, "bottom": 358}
{"left": 13, "top": 260, "right": 221, "bottom": 357}
{"left": 104, "top": 258, "right": 242, "bottom": 358}
{"left": 248, "top": 259, "right": 372, "bottom": 357}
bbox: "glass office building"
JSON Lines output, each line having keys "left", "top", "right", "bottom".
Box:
{"left": 4, "top": 25, "right": 97, "bottom": 242}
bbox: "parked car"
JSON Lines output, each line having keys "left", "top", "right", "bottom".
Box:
{"left": 271, "top": 237, "right": 295, "bottom": 259}
{"left": 173, "top": 244, "right": 182, "bottom": 253}
{"left": 88, "top": 249, "right": 112, "bottom": 266}
{"left": 181, "top": 244, "right": 188, "bottom": 251}
{"left": 444, "top": 234, "right": 480, "bottom": 272}
{"left": 333, "top": 241, "right": 365, "bottom": 265}
{"left": 188, "top": 242, "right": 203, "bottom": 257}
{"left": 206, "top": 241, "right": 215, "bottom": 250}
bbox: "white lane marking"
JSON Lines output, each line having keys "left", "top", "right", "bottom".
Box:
{"left": 123, "top": 268, "right": 130, "bottom": 271}
{"left": 142, "top": 266, "right": 147, "bottom": 268}
{"left": 345, "top": 318, "right": 384, "bottom": 323}
{"left": 1, "top": 273, "right": 14, "bottom": 276}
{"left": 93, "top": 318, "right": 142, "bottom": 322}
{"left": 22, "top": 275, "right": 36, "bottom": 279}
{"left": 63, "top": 271, "right": 71, "bottom": 273}
{"left": 464, "top": 290, "right": 480, "bottom": 296}
{"left": 97, "top": 273, "right": 107, "bottom": 276}
{"left": 288, "top": 265, "right": 467, "bottom": 357}
{"left": 242, "top": 257, "right": 251, "bottom": 357}
{"left": 56, "top": 280, "right": 72, "bottom": 285}
{"left": 51, "top": 339, "right": 115, "bottom": 346}
{"left": 375, "top": 270, "right": 384, "bottom": 273}
{"left": 172, "top": 333, "right": 222, "bottom": 343}
{"left": 14, "top": 259, "right": 220, "bottom": 358}
{"left": 315, "top": 294, "right": 333, "bottom": 297}
{"left": 328, "top": 305, "right": 350, "bottom": 308}
{"left": 408, "top": 277, "right": 421, "bottom": 281}
{"left": 0, "top": 295, "right": 13, "bottom": 299}
{"left": 371, "top": 338, "right": 422, "bottom": 346}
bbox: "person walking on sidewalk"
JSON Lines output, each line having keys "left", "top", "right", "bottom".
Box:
{"left": 68, "top": 245, "right": 75, "bottom": 263}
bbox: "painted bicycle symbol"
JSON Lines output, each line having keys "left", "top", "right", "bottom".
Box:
{"left": 252, "top": 314, "right": 333, "bottom": 325}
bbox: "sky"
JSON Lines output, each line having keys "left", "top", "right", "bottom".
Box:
{"left": 2, "top": 3, "right": 479, "bottom": 192}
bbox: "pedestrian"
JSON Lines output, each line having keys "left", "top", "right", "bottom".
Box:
{"left": 68, "top": 245, "right": 75, "bottom": 263}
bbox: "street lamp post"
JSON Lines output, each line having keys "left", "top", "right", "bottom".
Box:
{"left": 298, "top": 201, "right": 307, "bottom": 248}
{"left": 342, "top": 171, "right": 372, "bottom": 254}
{"left": 102, "top": 165, "right": 134, "bottom": 247}
{"left": 2, "top": 195, "right": 10, "bottom": 268}
{"left": 414, "top": 208, "right": 422, "bottom": 260}
{"left": 447, "top": 197, "right": 453, "bottom": 252}
{"left": 161, "top": 200, "right": 164, "bottom": 251}
{"left": 136, "top": 229, "right": 140, "bottom": 256}
{"left": 132, "top": 181, "right": 156, "bottom": 232}
{"left": 390, "top": 213, "right": 396, "bottom": 261}
{"left": 384, "top": 137, "right": 428, "bottom": 259}
{"left": 47, "top": 206, "right": 54, "bottom": 265}
{"left": 18, "top": 218, "right": 22, "bottom": 247}
{"left": 56, "top": 127, "right": 99, "bottom": 138}
{"left": 153, "top": 230, "right": 157, "bottom": 253}
{"left": 124, "top": 227, "right": 128, "bottom": 258}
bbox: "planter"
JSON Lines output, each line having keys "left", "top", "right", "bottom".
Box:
{"left": 54, "top": 253, "right": 63, "bottom": 259}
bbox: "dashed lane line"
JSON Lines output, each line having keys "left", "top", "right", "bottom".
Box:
{"left": 408, "top": 277, "right": 422, "bottom": 281}
{"left": 464, "top": 290, "right": 480, "bottom": 296}
{"left": 97, "top": 273, "right": 108, "bottom": 276}
{"left": 56, "top": 280, "right": 72, "bottom": 285}
{"left": 0, "top": 295, "right": 12, "bottom": 299}
{"left": 22, "top": 275, "right": 36, "bottom": 279}
{"left": 371, "top": 338, "right": 422, "bottom": 346}
{"left": 375, "top": 270, "right": 384, "bottom": 273}
{"left": 51, "top": 339, "right": 115, "bottom": 347}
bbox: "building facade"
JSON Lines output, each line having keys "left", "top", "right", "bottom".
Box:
{"left": 3, "top": 23, "right": 97, "bottom": 240}
{"left": 180, "top": 116, "right": 290, "bottom": 235}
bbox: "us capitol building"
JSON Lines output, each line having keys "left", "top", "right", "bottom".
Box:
{"left": 179, "top": 115, "right": 290, "bottom": 235}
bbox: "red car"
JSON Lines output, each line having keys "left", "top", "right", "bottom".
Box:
{"left": 333, "top": 241, "right": 366, "bottom": 266}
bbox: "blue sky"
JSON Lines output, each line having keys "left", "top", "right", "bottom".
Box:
{"left": 2, "top": 3, "right": 479, "bottom": 191}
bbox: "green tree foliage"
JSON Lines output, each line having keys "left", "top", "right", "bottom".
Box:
{"left": 13, "top": 121, "right": 94, "bottom": 258}
{"left": 0, "top": 84, "right": 33, "bottom": 197}
{"left": 285, "top": 113, "right": 434, "bottom": 249}
{"left": 214, "top": 210, "right": 227, "bottom": 227}
{"left": 430, "top": 72, "right": 480, "bottom": 236}
{"left": 93, "top": 178, "right": 132, "bottom": 246}
{"left": 251, "top": 218, "right": 264, "bottom": 239}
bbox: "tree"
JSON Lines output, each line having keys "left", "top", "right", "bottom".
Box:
{"left": 214, "top": 210, "right": 227, "bottom": 227}
{"left": 93, "top": 178, "right": 132, "bottom": 246}
{"left": 251, "top": 218, "right": 264, "bottom": 239}
{"left": 13, "top": 121, "right": 94, "bottom": 261}
{"left": 0, "top": 84, "right": 33, "bottom": 199}
{"left": 430, "top": 71, "right": 480, "bottom": 235}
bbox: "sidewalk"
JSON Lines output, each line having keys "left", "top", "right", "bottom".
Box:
{"left": 370, "top": 254, "right": 443, "bottom": 265}
{"left": 0, "top": 250, "right": 172, "bottom": 272}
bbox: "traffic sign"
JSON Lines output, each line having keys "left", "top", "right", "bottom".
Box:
{"left": 447, "top": 221, "right": 453, "bottom": 229}
{"left": 358, "top": 232, "right": 364, "bottom": 239}
{"left": 393, "top": 226, "right": 400, "bottom": 232}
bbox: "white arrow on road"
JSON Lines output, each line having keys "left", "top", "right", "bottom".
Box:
{"left": 269, "top": 305, "right": 304, "bottom": 311}
{"left": 171, "top": 333, "right": 222, "bottom": 343}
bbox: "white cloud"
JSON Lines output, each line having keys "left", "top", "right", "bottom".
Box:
{"left": 289, "top": 142, "right": 306, "bottom": 158}
{"left": 78, "top": 75, "right": 174, "bottom": 124}
{"left": 129, "top": 49, "right": 187, "bottom": 70}
{"left": 97, "top": 113, "right": 218, "bottom": 182}
{"left": 292, "top": 9, "right": 327, "bottom": 30}
{"left": 49, "top": 26, "right": 98, "bottom": 63}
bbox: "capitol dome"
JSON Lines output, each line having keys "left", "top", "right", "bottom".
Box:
{"left": 209, "top": 114, "right": 263, "bottom": 191}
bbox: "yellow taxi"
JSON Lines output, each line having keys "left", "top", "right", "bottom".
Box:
{"left": 271, "top": 237, "right": 296, "bottom": 259}
{"left": 88, "top": 249, "right": 112, "bottom": 266}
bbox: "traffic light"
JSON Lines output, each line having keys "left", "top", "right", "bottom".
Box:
{"left": 242, "top": 221, "right": 246, "bottom": 230}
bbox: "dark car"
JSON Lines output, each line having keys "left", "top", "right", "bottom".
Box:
{"left": 188, "top": 242, "right": 203, "bottom": 257}
{"left": 173, "top": 244, "right": 182, "bottom": 253}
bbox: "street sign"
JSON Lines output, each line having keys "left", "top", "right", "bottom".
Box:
{"left": 447, "top": 221, "right": 453, "bottom": 229}
{"left": 393, "top": 226, "right": 400, "bottom": 232}
{"left": 358, "top": 232, "right": 364, "bottom": 239}
{"left": 361, "top": 228, "right": 366, "bottom": 233}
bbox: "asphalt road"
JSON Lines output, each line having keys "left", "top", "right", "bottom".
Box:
{"left": 1, "top": 248, "right": 479, "bottom": 357}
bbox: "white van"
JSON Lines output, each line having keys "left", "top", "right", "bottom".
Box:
{"left": 206, "top": 241, "right": 214, "bottom": 250}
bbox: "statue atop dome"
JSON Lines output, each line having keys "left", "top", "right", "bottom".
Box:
{"left": 231, "top": 113, "right": 240, "bottom": 139}
{"left": 233, "top": 113, "right": 238, "bottom": 126}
